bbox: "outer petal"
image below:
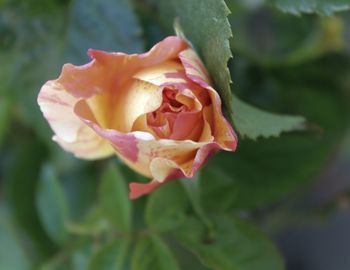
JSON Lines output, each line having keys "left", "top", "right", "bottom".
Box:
{"left": 74, "top": 96, "right": 224, "bottom": 198}
{"left": 38, "top": 36, "right": 188, "bottom": 159}
{"left": 129, "top": 142, "right": 220, "bottom": 199}
{"left": 133, "top": 60, "right": 186, "bottom": 86}
{"left": 57, "top": 36, "right": 187, "bottom": 100}
{"left": 55, "top": 36, "right": 188, "bottom": 133}
{"left": 75, "top": 98, "right": 216, "bottom": 174}
{"left": 178, "top": 48, "right": 211, "bottom": 85}
{"left": 179, "top": 48, "right": 238, "bottom": 151}
{"left": 37, "top": 81, "right": 114, "bottom": 159}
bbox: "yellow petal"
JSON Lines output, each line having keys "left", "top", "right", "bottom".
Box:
{"left": 37, "top": 81, "right": 114, "bottom": 159}
{"left": 110, "top": 79, "right": 162, "bottom": 133}
{"left": 133, "top": 60, "right": 186, "bottom": 86}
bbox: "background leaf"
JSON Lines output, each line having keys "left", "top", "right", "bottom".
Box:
{"left": 232, "top": 94, "right": 305, "bottom": 139}
{"left": 131, "top": 235, "right": 180, "bottom": 270}
{"left": 0, "top": 214, "right": 30, "bottom": 270}
{"left": 3, "top": 136, "right": 55, "bottom": 260}
{"left": 145, "top": 181, "right": 188, "bottom": 232}
{"left": 99, "top": 163, "right": 131, "bottom": 232}
{"left": 88, "top": 238, "right": 129, "bottom": 270}
{"left": 201, "top": 52, "right": 350, "bottom": 210}
{"left": 173, "top": 214, "right": 285, "bottom": 270}
{"left": 67, "top": 0, "right": 144, "bottom": 64}
{"left": 0, "top": 96, "right": 11, "bottom": 148}
{"left": 271, "top": 0, "right": 350, "bottom": 16}
{"left": 150, "top": 0, "right": 305, "bottom": 139}
{"left": 36, "top": 164, "right": 70, "bottom": 246}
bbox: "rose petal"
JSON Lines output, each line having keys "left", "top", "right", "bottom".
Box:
{"left": 133, "top": 60, "right": 186, "bottom": 86}
{"left": 179, "top": 48, "right": 237, "bottom": 151}
{"left": 179, "top": 48, "right": 212, "bottom": 86}
{"left": 54, "top": 36, "right": 188, "bottom": 133}
{"left": 75, "top": 99, "right": 210, "bottom": 177}
{"left": 38, "top": 81, "right": 114, "bottom": 159}
{"left": 38, "top": 36, "right": 237, "bottom": 200}
{"left": 129, "top": 180, "right": 162, "bottom": 199}
{"left": 129, "top": 141, "right": 220, "bottom": 199}
{"left": 207, "top": 88, "right": 237, "bottom": 150}
{"left": 170, "top": 111, "right": 203, "bottom": 140}
{"left": 75, "top": 97, "right": 223, "bottom": 199}
{"left": 109, "top": 79, "right": 162, "bottom": 133}
{"left": 57, "top": 61, "right": 107, "bottom": 99}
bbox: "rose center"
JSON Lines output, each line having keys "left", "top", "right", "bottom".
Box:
{"left": 146, "top": 87, "right": 188, "bottom": 138}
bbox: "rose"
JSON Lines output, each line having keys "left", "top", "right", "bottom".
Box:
{"left": 38, "top": 36, "right": 237, "bottom": 199}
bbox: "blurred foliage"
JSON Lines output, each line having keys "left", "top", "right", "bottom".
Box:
{"left": 271, "top": 0, "right": 350, "bottom": 16}
{"left": 1, "top": 0, "right": 350, "bottom": 269}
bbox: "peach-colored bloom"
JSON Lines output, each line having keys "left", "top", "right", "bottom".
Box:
{"left": 38, "top": 36, "right": 237, "bottom": 199}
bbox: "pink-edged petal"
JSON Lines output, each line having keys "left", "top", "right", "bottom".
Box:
{"left": 129, "top": 174, "right": 180, "bottom": 199}
{"left": 129, "top": 180, "right": 162, "bottom": 199}
{"left": 73, "top": 97, "right": 227, "bottom": 199}
{"left": 87, "top": 36, "right": 188, "bottom": 86}
{"left": 75, "top": 99, "right": 214, "bottom": 176}
{"left": 38, "top": 81, "right": 114, "bottom": 159}
{"left": 149, "top": 142, "right": 219, "bottom": 181}
{"left": 179, "top": 48, "right": 212, "bottom": 86}
{"left": 54, "top": 36, "right": 188, "bottom": 134}
{"left": 57, "top": 61, "right": 108, "bottom": 99}
{"left": 178, "top": 48, "right": 237, "bottom": 151}
{"left": 207, "top": 88, "right": 237, "bottom": 150}
{"left": 133, "top": 60, "right": 186, "bottom": 86}
{"left": 129, "top": 142, "right": 220, "bottom": 199}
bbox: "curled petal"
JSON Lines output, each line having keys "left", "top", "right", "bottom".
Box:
{"left": 207, "top": 88, "right": 237, "bottom": 150}
{"left": 133, "top": 61, "right": 186, "bottom": 86}
{"left": 38, "top": 81, "right": 114, "bottom": 159}
{"left": 129, "top": 180, "right": 162, "bottom": 200}
{"left": 179, "top": 48, "right": 237, "bottom": 150}
{"left": 179, "top": 48, "right": 211, "bottom": 86}
{"left": 75, "top": 99, "right": 211, "bottom": 177}
{"left": 110, "top": 79, "right": 163, "bottom": 133}
{"left": 129, "top": 142, "right": 220, "bottom": 199}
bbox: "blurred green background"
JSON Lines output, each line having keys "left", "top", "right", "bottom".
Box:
{"left": 1, "top": 0, "right": 350, "bottom": 269}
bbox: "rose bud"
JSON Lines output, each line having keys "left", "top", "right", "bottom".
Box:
{"left": 38, "top": 36, "right": 237, "bottom": 199}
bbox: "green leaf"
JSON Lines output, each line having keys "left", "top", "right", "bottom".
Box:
{"left": 5, "top": 7, "right": 67, "bottom": 144}
{"left": 202, "top": 53, "right": 350, "bottom": 210}
{"left": 0, "top": 217, "right": 30, "bottom": 270}
{"left": 71, "top": 242, "right": 94, "bottom": 270}
{"left": 155, "top": 0, "right": 234, "bottom": 121}
{"left": 271, "top": 0, "right": 350, "bottom": 16}
{"left": 173, "top": 215, "right": 285, "bottom": 270}
{"left": 36, "top": 164, "right": 69, "bottom": 246}
{"left": 67, "top": 206, "right": 108, "bottom": 236}
{"left": 67, "top": 0, "right": 144, "bottom": 63}
{"left": 131, "top": 235, "right": 180, "bottom": 270}
{"left": 228, "top": 6, "right": 344, "bottom": 66}
{"left": 88, "top": 238, "right": 130, "bottom": 270}
{"left": 3, "top": 0, "right": 144, "bottom": 143}
{"left": 199, "top": 166, "right": 238, "bottom": 212}
{"left": 232, "top": 95, "right": 305, "bottom": 140}
{"left": 99, "top": 163, "right": 131, "bottom": 232}
{"left": 145, "top": 181, "right": 188, "bottom": 232}
{"left": 180, "top": 176, "right": 214, "bottom": 232}
{"left": 4, "top": 136, "right": 55, "bottom": 259}
{"left": 0, "top": 96, "right": 11, "bottom": 148}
